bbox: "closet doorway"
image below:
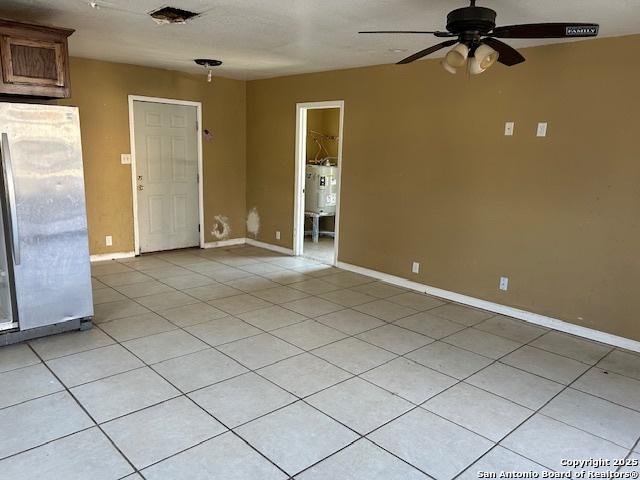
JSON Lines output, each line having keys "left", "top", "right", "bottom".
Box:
{"left": 293, "top": 101, "right": 344, "bottom": 265}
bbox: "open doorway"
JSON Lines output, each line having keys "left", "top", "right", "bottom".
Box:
{"left": 294, "top": 101, "right": 344, "bottom": 265}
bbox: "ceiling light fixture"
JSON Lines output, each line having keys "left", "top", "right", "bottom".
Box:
{"left": 360, "top": 0, "right": 599, "bottom": 75}
{"left": 441, "top": 60, "right": 457, "bottom": 74}
{"left": 194, "top": 59, "right": 223, "bottom": 83}
{"left": 471, "top": 43, "right": 499, "bottom": 72}
{"left": 440, "top": 42, "right": 498, "bottom": 75}
{"left": 444, "top": 43, "right": 469, "bottom": 68}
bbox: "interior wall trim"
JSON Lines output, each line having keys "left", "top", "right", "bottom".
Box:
{"left": 89, "top": 251, "right": 136, "bottom": 262}
{"left": 246, "top": 238, "right": 294, "bottom": 255}
{"left": 202, "top": 238, "right": 246, "bottom": 249}
{"left": 336, "top": 261, "right": 640, "bottom": 353}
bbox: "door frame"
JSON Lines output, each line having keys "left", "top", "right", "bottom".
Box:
{"left": 128, "top": 95, "right": 204, "bottom": 255}
{"left": 293, "top": 100, "right": 345, "bottom": 266}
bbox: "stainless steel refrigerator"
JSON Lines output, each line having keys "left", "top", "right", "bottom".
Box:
{"left": 0, "top": 103, "right": 93, "bottom": 345}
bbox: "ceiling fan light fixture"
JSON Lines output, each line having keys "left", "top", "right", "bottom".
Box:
{"left": 441, "top": 60, "right": 457, "bottom": 74}
{"left": 475, "top": 44, "right": 499, "bottom": 70}
{"left": 444, "top": 43, "right": 469, "bottom": 68}
{"left": 468, "top": 56, "right": 486, "bottom": 75}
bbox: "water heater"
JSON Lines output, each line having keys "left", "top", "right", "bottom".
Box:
{"left": 305, "top": 164, "right": 338, "bottom": 214}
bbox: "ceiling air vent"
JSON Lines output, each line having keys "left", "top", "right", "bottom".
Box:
{"left": 149, "top": 6, "right": 199, "bottom": 24}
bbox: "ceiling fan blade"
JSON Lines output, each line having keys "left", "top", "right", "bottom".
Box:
{"left": 491, "top": 23, "right": 599, "bottom": 39}
{"left": 481, "top": 38, "right": 525, "bottom": 66}
{"left": 397, "top": 40, "right": 458, "bottom": 64}
{"left": 359, "top": 30, "right": 455, "bottom": 37}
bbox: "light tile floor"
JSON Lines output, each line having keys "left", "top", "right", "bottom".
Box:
{"left": 303, "top": 236, "right": 334, "bottom": 264}
{"left": 1, "top": 245, "right": 639, "bottom": 479}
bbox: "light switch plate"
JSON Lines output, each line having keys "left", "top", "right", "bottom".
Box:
{"left": 275, "top": 231, "right": 281, "bottom": 240}
{"left": 504, "top": 122, "right": 514, "bottom": 136}
{"left": 412, "top": 262, "right": 420, "bottom": 274}
{"left": 105, "top": 235, "right": 113, "bottom": 247}
{"left": 499, "top": 276, "right": 509, "bottom": 291}
{"left": 536, "top": 122, "right": 548, "bottom": 137}
{"left": 121, "top": 154, "right": 132, "bottom": 165}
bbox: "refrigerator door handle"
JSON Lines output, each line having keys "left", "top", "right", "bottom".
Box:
{"left": 1, "top": 133, "right": 20, "bottom": 265}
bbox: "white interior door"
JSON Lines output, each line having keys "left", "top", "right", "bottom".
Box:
{"left": 133, "top": 101, "right": 199, "bottom": 253}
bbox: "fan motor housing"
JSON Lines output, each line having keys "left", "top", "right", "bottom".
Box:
{"left": 446, "top": 6, "right": 497, "bottom": 35}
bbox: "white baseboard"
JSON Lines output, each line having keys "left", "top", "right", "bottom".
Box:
{"left": 202, "top": 238, "right": 246, "bottom": 249}
{"left": 90, "top": 251, "right": 136, "bottom": 262}
{"left": 337, "top": 261, "right": 640, "bottom": 353}
{"left": 246, "top": 238, "right": 294, "bottom": 255}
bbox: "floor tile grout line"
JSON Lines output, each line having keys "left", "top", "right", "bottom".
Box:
{"left": 87, "top": 256, "right": 640, "bottom": 418}
{"left": 81, "top": 294, "right": 319, "bottom": 478}
{"left": 189, "top": 296, "right": 636, "bottom": 477}
{"left": 101, "top": 255, "right": 433, "bottom": 334}
{"left": 42, "top": 362, "right": 149, "bottom": 391}
{"left": 103, "top": 248, "right": 636, "bottom": 472}
{"left": 95, "top": 276, "right": 632, "bottom": 384}
{"left": 0, "top": 423, "right": 100, "bottom": 463}
{"left": 104, "top": 264, "right": 616, "bottom": 383}
{"left": 74, "top": 251, "right": 640, "bottom": 476}
{"left": 26, "top": 284, "right": 633, "bottom": 424}
{"left": 568, "top": 366, "right": 640, "bottom": 412}
{"left": 122, "top": 249, "right": 635, "bottom": 367}
{"left": 385, "top": 317, "right": 618, "bottom": 476}
{"left": 449, "top": 338, "right": 580, "bottom": 476}
{"left": 456, "top": 344, "right": 639, "bottom": 477}
{"left": 21, "top": 342, "right": 143, "bottom": 477}
{"left": 188, "top": 249, "right": 633, "bottom": 361}
{"left": 359, "top": 320, "right": 555, "bottom": 446}
{"left": 134, "top": 315, "right": 420, "bottom": 477}
{"left": 51, "top": 311, "right": 292, "bottom": 479}
{"left": 617, "top": 436, "right": 640, "bottom": 472}
{"left": 0, "top": 387, "right": 67, "bottom": 413}
{"left": 533, "top": 410, "right": 639, "bottom": 451}
{"left": 187, "top": 306, "right": 542, "bottom": 477}
{"left": 0, "top": 357, "right": 51, "bottom": 375}
{"left": 108, "top": 344, "right": 299, "bottom": 479}
{"left": 409, "top": 321, "right": 630, "bottom": 401}
{"left": 100, "top": 250, "right": 639, "bottom": 358}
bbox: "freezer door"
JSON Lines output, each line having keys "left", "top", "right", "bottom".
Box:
{"left": 0, "top": 103, "right": 93, "bottom": 330}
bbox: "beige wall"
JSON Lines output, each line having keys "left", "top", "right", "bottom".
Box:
{"left": 306, "top": 108, "right": 340, "bottom": 161}
{"left": 246, "top": 34, "right": 640, "bottom": 341}
{"left": 60, "top": 57, "right": 246, "bottom": 255}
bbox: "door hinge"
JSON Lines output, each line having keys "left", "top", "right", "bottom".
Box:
{"left": 196, "top": 121, "right": 199, "bottom": 131}
{"left": 198, "top": 224, "right": 201, "bottom": 232}
{"left": 196, "top": 172, "right": 200, "bottom": 183}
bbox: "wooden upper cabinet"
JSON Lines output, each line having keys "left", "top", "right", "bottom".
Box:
{"left": 0, "top": 18, "right": 74, "bottom": 98}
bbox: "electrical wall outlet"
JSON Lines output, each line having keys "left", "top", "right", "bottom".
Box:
{"left": 275, "top": 231, "right": 281, "bottom": 240}
{"left": 536, "top": 122, "right": 548, "bottom": 137}
{"left": 120, "top": 154, "right": 131, "bottom": 165}
{"left": 504, "top": 122, "right": 514, "bottom": 136}
{"left": 499, "top": 276, "right": 509, "bottom": 291}
{"left": 105, "top": 235, "right": 113, "bottom": 247}
{"left": 412, "top": 262, "right": 420, "bottom": 274}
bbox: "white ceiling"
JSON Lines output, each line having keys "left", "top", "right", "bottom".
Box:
{"left": 1, "top": 0, "right": 639, "bottom": 80}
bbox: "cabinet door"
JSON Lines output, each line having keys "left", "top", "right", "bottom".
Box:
{"left": 0, "top": 36, "right": 66, "bottom": 87}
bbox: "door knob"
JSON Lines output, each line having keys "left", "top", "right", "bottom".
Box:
{"left": 137, "top": 185, "right": 144, "bottom": 191}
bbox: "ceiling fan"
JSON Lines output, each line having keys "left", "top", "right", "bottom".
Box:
{"left": 360, "top": 0, "right": 599, "bottom": 75}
